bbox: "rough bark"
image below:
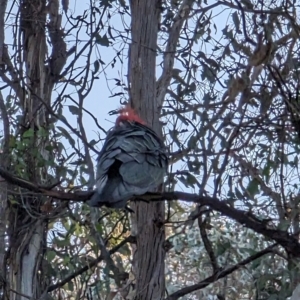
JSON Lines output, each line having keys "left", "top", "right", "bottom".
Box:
{"left": 0, "top": 180, "right": 6, "bottom": 299}
{"left": 2, "top": 1, "right": 66, "bottom": 299}
{"left": 0, "top": 97, "right": 8, "bottom": 299}
{"left": 7, "top": 0, "right": 48, "bottom": 296}
{"left": 0, "top": 1, "right": 9, "bottom": 298}
{"left": 129, "top": 1, "right": 165, "bottom": 299}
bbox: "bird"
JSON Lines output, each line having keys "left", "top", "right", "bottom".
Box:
{"left": 87, "top": 105, "right": 168, "bottom": 209}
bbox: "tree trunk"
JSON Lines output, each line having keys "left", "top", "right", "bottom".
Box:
{"left": 0, "top": 0, "right": 9, "bottom": 297}
{"left": 129, "top": 1, "right": 165, "bottom": 299}
{"left": 3, "top": 1, "right": 66, "bottom": 299}
{"left": 0, "top": 92, "right": 8, "bottom": 299}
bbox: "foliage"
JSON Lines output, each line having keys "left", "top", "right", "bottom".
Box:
{"left": 1, "top": 0, "right": 300, "bottom": 300}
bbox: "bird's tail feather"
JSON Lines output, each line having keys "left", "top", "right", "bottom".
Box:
{"left": 86, "top": 192, "right": 105, "bottom": 207}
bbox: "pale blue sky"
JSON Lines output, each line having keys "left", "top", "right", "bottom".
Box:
{"left": 3, "top": 0, "right": 228, "bottom": 141}
{"left": 2, "top": 0, "right": 230, "bottom": 188}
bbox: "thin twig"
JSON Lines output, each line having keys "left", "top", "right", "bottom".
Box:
{"left": 164, "top": 243, "right": 278, "bottom": 300}
{"left": 47, "top": 235, "right": 135, "bottom": 292}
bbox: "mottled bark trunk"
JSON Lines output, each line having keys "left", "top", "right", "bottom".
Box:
{"left": 0, "top": 90, "right": 11, "bottom": 300}
{"left": 0, "top": 150, "right": 8, "bottom": 300}
{"left": 0, "top": 1, "right": 9, "bottom": 298}
{"left": 7, "top": 1, "right": 49, "bottom": 297}
{"left": 3, "top": 1, "right": 66, "bottom": 299}
{"left": 129, "top": 1, "right": 165, "bottom": 299}
{"left": 0, "top": 188, "right": 6, "bottom": 297}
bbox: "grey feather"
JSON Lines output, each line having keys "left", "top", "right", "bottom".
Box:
{"left": 86, "top": 120, "right": 168, "bottom": 208}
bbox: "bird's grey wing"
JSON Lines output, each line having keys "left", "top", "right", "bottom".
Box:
{"left": 87, "top": 123, "right": 168, "bottom": 208}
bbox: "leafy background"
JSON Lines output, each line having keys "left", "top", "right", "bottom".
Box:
{"left": 1, "top": 0, "right": 300, "bottom": 299}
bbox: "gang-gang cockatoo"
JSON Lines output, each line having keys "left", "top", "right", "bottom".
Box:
{"left": 87, "top": 105, "right": 168, "bottom": 208}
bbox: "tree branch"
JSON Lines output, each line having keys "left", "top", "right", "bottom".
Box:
{"left": 0, "top": 91, "right": 9, "bottom": 157}
{"left": 0, "top": 0, "right": 7, "bottom": 64}
{"left": 0, "top": 167, "right": 300, "bottom": 257}
{"left": 164, "top": 243, "right": 277, "bottom": 300}
{"left": 47, "top": 235, "right": 135, "bottom": 292}
{"left": 198, "top": 212, "right": 219, "bottom": 273}
{"left": 156, "top": 0, "right": 194, "bottom": 107}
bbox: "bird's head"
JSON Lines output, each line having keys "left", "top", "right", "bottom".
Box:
{"left": 115, "top": 105, "right": 146, "bottom": 126}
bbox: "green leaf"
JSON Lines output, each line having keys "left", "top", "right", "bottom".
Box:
{"left": 186, "top": 173, "right": 198, "bottom": 187}
{"left": 189, "top": 82, "right": 196, "bottom": 92}
{"left": 9, "top": 136, "right": 16, "bottom": 148}
{"left": 54, "top": 238, "right": 70, "bottom": 247}
{"left": 118, "top": 243, "right": 131, "bottom": 256}
{"left": 5, "top": 95, "right": 14, "bottom": 109}
{"left": 47, "top": 250, "right": 56, "bottom": 261}
{"left": 93, "top": 60, "right": 100, "bottom": 73}
{"left": 63, "top": 256, "right": 71, "bottom": 266}
{"left": 80, "top": 175, "right": 87, "bottom": 185}
{"left": 262, "top": 162, "right": 271, "bottom": 183}
{"left": 278, "top": 219, "right": 290, "bottom": 231}
{"left": 109, "top": 92, "right": 124, "bottom": 98}
{"left": 67, "top": 281, "right": 74, "bottom": 292}
{"left": 235, "top": 187, "right": 243, "bottom": 199}
{"left": 95, "top": 33, "right": 110, "bottom": 47}
{"left": 89, "top": 139, "right": 97, "bottom": 146}
{"left": 8, "top": 196, "right": 19, "bottom": 205}
{"left": 187, "top": 159, "right": 201, "bottom": 174}
{"left": 57, "top": 126, "right": 75, "bottom": 147}
{"left": 23, "top": 128, "right": 34, "bottom": 138}
{"left": 223, "top": 44, "right": 231, "bottom": 57}
{"left": 178, "top": 173, "right": 198, "bottom": 188}
{"left": 69, "top": 159, "right": 85, "bottom": 165}
{"left": 37, "top": 127, "right": 48, "bottom": 137}
{"left": 241, "top": 0, "right": 254, "bottom": 9}
{"left": 232, "top": 11, "right": 240, "bottom": 32}
{"left": 45, "top": 145, "right": 54, "bottom": 152}
{"left": 205, "top": 58, "right": 219, "bottom": 70}
{"left": 118, "top": 0, "right": 126, "bottom": 7}
{"left": 222, "top": 25, "right": 233, "bottom": 40}
{"left": 252, "top": 257, "right": 262, "bottom": 269}
{"left": 68, "top": 105, "right": 80, "bottom": 115}
{"left": 216, "top": 241, "right": 230, "bottom": 256}
{"left": 177, "top": 84, "right": 182, "bottom": 96}
{"left": 100, "top": 0, "right": 114, "bottom": 7}
{"left": 247, "top": 179, "right": 259, "bottom": 196}
{"left": 187, "top": 135, "right": 198, "bottom": 150}
{"left": 201, "top": 63, "right": 215, "bottom": 83}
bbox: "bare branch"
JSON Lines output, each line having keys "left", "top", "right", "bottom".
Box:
{"left": 0, "top": 0, "right": 7, "bottom": 64}
{"left": 156, "top": 0, "right": 194, "bottom": 107}
{"left": 47, "top": 236, "right": 135, "bottom": 292}
{"left": 0, "top": 167, "right": 299, "bottom": 257}
{"left": 0, "top": 91, "right": 10, "bottom": 158}
{"left": 89, "top": 213, "right": 128, "bottom": 288}
{"left": 198, "top": 211, "right": 219, "bottom": 273}
{"left": 164, "top": 243, "right": 278, "bottom": 300}
{"left": 47, "top": 0, "right": 67, "bottom": 77}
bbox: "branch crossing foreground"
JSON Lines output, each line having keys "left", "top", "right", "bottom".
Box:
{"left": 0, "top": 167, "right": 299, "bottom": 257}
